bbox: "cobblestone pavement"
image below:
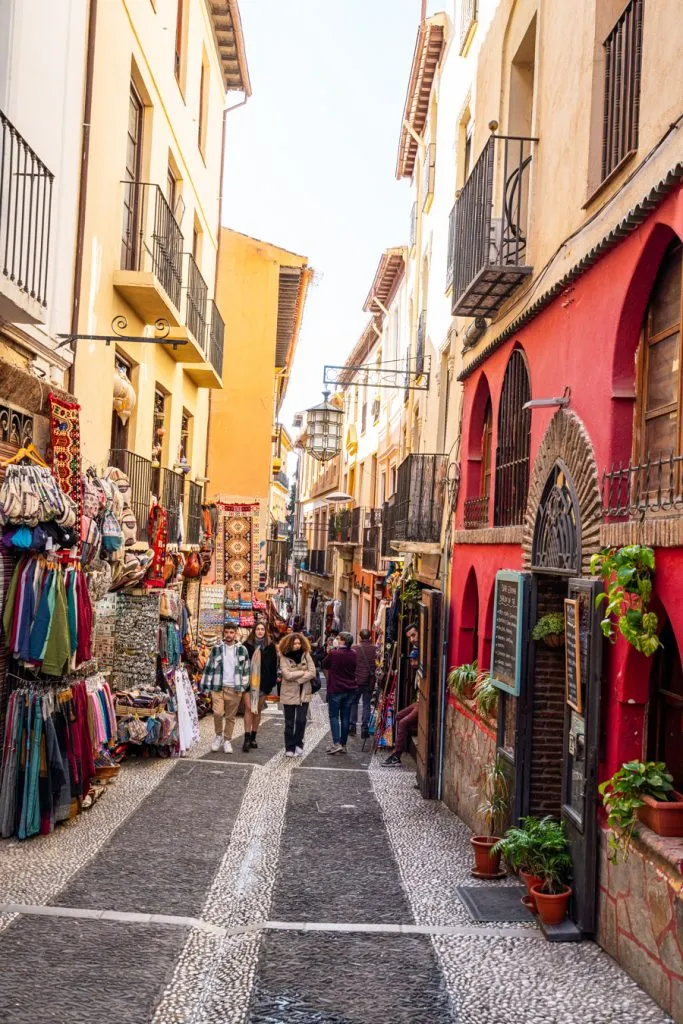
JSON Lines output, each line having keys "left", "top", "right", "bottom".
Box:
{"left": 0, "top": 699, "right": 673, "bottom": 1023}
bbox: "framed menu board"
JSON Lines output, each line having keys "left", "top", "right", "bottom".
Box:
{"left": 564, "top": 597, "right": 583, "bottom": 713}
{"left": 490, "top": 571, "right": 527, "bottom": 696}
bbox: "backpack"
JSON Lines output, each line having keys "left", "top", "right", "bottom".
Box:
{"left": 101, "top": 510, "right": 123, "bottom": 552}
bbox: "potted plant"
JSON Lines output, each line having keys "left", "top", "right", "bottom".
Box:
{"left": 529, "top": 818, "right": 573, "bottom": 926}
{"left": 532, "top": 613, "right": 565, "bottom": 649}
{"left": 590, "top": 545, "right": 661, "bottom": 656}
{"left": 473, "top": 672, "right": 499, "bottom": 719}
{"left": 599, "top": 760, "right": 683, "bottom": 861}
{"left": 471, "top": 758, "right": 508, "bottom": 879}
{"left": 447, "top": 660, "right": 479, "bottom": 701}
{"left": 492, "top": 816, "right": 547, "bottom": 912}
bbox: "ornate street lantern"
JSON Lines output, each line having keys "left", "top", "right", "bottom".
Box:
{"left": 292, "top": 536, "right": 308, "bottom": 563}
{"left": 304, "top": 391, "right": 343, "bottom": 462}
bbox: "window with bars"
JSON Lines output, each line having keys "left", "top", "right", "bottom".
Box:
{"left": 647, "top": 619, "right": 683, "bottom": 791}
{"left": 460, "top": 0, "right": 478, "bottom": 55}
{"left": 601, "top": 0, "right": 643, "bottom": 182}
{"left": 494, "top": 349, "right": 531, "bottom": 527}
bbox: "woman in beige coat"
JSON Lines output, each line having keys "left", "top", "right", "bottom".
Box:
{"left": 278, "top": 633, "right": 316, "bottom": 757}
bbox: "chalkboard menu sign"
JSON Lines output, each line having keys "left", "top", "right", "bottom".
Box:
{"left": 490, "top": 571, "right": 526, "bottom": 696}
{"left": 564, "top": 598, "right": 583, "bottom": 713}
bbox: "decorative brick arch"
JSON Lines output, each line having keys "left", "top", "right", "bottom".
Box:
{"left": 522, "top": 409, "right": 601, "bottom": 576}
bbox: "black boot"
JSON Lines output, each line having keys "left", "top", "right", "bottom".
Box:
{"left": 242, "top": 735, "right": 251, "bottom": 753}
{"left": 348, "top": 723, "right": 357, "bottom": 737}
{"left": 250, "top": 731, "right": 258, "bottom": 749}
{"left": 361, "top": 725, "right": 369, "bottom": 740}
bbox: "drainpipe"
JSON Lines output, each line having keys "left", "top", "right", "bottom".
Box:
{"left": 402, "top": 118, "right": 425, "bottom": 456}
{"left": 68, "top": 0, "right": 98, "bottom": 396}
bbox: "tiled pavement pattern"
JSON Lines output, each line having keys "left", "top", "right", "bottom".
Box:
{"left": 0, "top": 699, "right": 673, "bottom": 1023}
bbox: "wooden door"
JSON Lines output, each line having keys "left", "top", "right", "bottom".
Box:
{"left": 416, "top": 589, "right": 443, "bottom": 799}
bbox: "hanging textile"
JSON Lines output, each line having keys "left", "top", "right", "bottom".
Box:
{"left": 174, "top": 666, "right": 199, "bottom": 754}
{"left": 147, "top": 505, "right": 168, "bottom": 587}
{"left": 48, "top": 394, "right": 82, "bottom": 535}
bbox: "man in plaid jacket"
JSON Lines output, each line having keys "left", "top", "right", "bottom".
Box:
{"left": 201, "top": 623, "right": 251, "bottom": 754}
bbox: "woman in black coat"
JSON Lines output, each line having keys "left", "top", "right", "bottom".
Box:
{"left": 243, "top": 622, "right": 278, "bottom": 752}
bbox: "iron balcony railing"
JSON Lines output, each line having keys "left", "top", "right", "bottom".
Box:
{"left": 274, "top": 469, "right": 289, "bottom": 490}
{"left": 381, "top": 497, "right": 396, "bottom": 557}
{"left": 602, "top": 452, "right": 683, "bottom": 518}
{"left": 328, "top": 506, "right": 362, "bottom": 545}
{"left": 416, "top": 310, "right": 426, "bottom": 376}
{"left": 109, "top": 449, "right": 152, "bottom": 542}
{"left": 463, "top": 495, "right": 489, "bottom": 529}
{"left": 450, "top": 134, "right": 535, "bottom": 318}
{"left": 394, "top": 453, "right": 447, "bottom": 544}
{"left": 121, "top": 182, "right": 183, "bottom": 311}
{"left": 602, "top": 0, "right": 643, "bottom": 182}
{"left": 161, "top": 466, "right": 184, "bottom": 543}
{"left": 186, "top": 253, "right": 209, "bottom": 352}
{"left": 208, "top": 300, "right": 224, "bottom": 377}
{"left": 267, "top": 538, "right": 289, "bottom": 587}
{"left": 362, "top": 509, "right": 382, "bottom": 572}
{"left": 306, "top": 549, "right": 327, "bottom": 575}
{"left": 460, "top": 0, "right": 478, "bottom": 53}
{"left": 186, "top": 479, "right": 202, "bottom": 545}
{"left": 446, "top": 204, "right": 456, "bottom": 291}
{"left": 0, "top": 110, "right": 54, "bottom": 310}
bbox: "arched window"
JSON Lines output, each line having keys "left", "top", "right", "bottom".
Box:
{"left": 494, "top": 349, "right": 531, "bottom": 526}
{"left": 481, "top": 398, "right": 493, "bottom": 500}
{"left": 464, "top": 375, "right": 493, "bottom": 528}
{"left": 637, "top": 242, "right": 682, "bottom": 466}
{"left": 647, "top": 617, "right": 683, "bottom": 790}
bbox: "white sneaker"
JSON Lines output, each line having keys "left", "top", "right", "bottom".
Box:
{"left": 211, "top": 735, "right": 222, "bottom": 752}
{"left": 294, "top": 746, "right": 304, "bottom": 756}
{"left": 285, "top": 750, "right": 296, "bottom": 758}
{"left": 223, "top": 740, "right": 233, "bottom": 754}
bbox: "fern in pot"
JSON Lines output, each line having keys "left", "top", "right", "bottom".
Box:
{"left": 529, "top": 818, "right": 573, "bottom": 926}
{"left": 471, "top": 758, "right": 509, "bottom": 879}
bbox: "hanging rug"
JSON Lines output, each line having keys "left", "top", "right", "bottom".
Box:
{"left": 49, "top": 393, "right": 82, "bottom": 533}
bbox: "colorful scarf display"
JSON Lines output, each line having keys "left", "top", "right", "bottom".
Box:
{"left": 48, "top": 394, "right": 82, "bottom": 534}
{"left": 147, "top": 505, "right": 168, "bottom": 587}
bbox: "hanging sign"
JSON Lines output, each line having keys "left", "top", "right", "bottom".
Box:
{"left": 490, "top": 570, "right": 528, "bottom": 696}
{"left": 564, "top": 597, "right": 583, "bottom": 713}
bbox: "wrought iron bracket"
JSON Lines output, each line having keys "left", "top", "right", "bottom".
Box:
{"left": 57, "top": 316, "right": 186, "bottom": 350}
{"left": 323, "top": 358, "right": 431, "bottom": 391}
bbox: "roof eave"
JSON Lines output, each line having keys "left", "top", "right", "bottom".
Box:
{"left": 395, "top": 15, "right": 446, "bottom": 180}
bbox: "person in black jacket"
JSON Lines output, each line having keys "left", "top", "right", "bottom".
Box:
{"left": 243, "top": 623, "right": 278, "bottom": 752}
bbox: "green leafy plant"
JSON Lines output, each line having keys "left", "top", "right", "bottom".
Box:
{"left": 532, "top": 613, "right": 565, "bottom": 641}
{"left": 590, "top": 545, "right": 661, "bottom": 656}
{"left": 399, "top": 579, "right": 422, "bottom": 613}
{"left": 447, "top": 661, "right": 479, "bottom": 699}
{"left": 599, "top": 760, "right": 674, "bottom": 863}
{"left": 479, "top": 758, "right": 509, "bottom": 837}
{"left": 474, "top": 672, "right": 499, "bottom": 718}
{"left": 492, "top": 815, "right": 552, "bottom": 874}
{"left": 531, "top": 817, "right": 572, "bottom": 894}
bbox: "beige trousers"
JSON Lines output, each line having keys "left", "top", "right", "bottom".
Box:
{"left": 212, "top": 688, "right": 243, "bottom": 739}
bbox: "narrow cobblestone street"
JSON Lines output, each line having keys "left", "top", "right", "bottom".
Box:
{"left": 0, "top": 700, "right": 673, "bottom": 1024}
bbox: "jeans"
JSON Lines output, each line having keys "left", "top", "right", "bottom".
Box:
{"left": 328, "top": 691, "right": 355, "bottom": 746}
{"left": 283, "top": 703, "right": 308, "bottom": 752}
{"left": 350, "top": 687, "right": 372, "bottom": 730}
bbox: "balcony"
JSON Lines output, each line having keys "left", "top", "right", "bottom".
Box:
{"left": 267, "top": 538, "right": 289, "bottom": 587}
{"left": 328, "top": 506, "right": 362, "bottom": 546}
{"left": 381, "top": 498, "right": 396, "bottom": 558}
{"left": 463, "top": 494, "right": 489, "bottom": 529}
{"left": 446, "top": 204, "right": 456, "bottom": 292}
{"left": 0, "top": 110, "right": 53, "bottom": 324}
{"left": 273, "top": 469, "right": 289, "bottom": 490}
{"left": 180, "top": 256, "right": 222, "bottom": 387}
{"left": 602, "top": 453, "right": 683, "bottom": 518}
{"left": 393, "top": 453, "right": 447, "bottom": 547}
{"left": 161, "top": 466, "right": 184, "bottom": 543}
{"left": 416, "top": 310, "right": 426, "bottom": 376}
{"left": 409, "top": 201, "right": 417, "bottom": 250}
{"left": 115, "top": 182, "right": 183, "bottom": 325}
{"left": 450, "top": 134, "right": 534, "bottom": 318}
{"left": 185, "top": 479, "right": 203, "bottom": 545}
{"left": 109, "top": 449, "right": 152, "bottom": 542}
{"left": 305, "top": 549, "right": 327, "bottom": 576}
{"left": 362, "top": 509, "right": 383, "bottom": 572}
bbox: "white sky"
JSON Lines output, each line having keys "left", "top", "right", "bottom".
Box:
{"left": 222, "top": 0, "right": 422, "bottom": 430}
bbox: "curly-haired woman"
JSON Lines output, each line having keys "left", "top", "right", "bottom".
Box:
{"left": 278, "top": 632, "right": 316, "bottom": 757}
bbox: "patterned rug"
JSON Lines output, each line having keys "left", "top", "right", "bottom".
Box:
{"left": 49, "top": 394, "right": 82, "bottom": 532}
{"left": 215, "top": 503, "right": 261, "bottom": 604}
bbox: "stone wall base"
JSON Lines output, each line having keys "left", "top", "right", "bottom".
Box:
{"left": 597, "top": 828, "right": 683, "bottom": 1022}
{"left": 441, "top": 700, "right": 496, "bottom": 835}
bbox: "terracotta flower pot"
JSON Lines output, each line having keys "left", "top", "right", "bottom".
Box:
{"left": 531, "top": 883, "right": 572, "bottom": 926}
{"left": 470, "top": 836, "right": 504, "bottom": 879}
{"left": 519, "top": 870, "right": 543, "bottom": 912}
{"left": 543, "top": 634, "right": 564, "bottom": 649}
{"left": 637, "top": 790, "right": 683, "bottom": 837}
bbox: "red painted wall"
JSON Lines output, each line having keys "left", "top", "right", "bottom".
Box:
{"left": 448, "top": 186, "right": 683, "bottom": 780}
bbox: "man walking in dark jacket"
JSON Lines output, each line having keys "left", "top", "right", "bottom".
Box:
{"left": 349, "top": 629, "right": 377, "bottom": 739}
{"left": 323, "top": 632, "right": 357, "bottom": 754}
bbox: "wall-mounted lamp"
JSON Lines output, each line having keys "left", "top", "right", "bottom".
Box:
{"left": 523, "top": 385, "right": 571, "bottom": 411}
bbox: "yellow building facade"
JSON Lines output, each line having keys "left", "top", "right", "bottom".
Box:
{"left": 72, "top": 0, "right": 250, "bottom": 541}
{"left": 207, "top": 229, "right": 311, "bottom": 504}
